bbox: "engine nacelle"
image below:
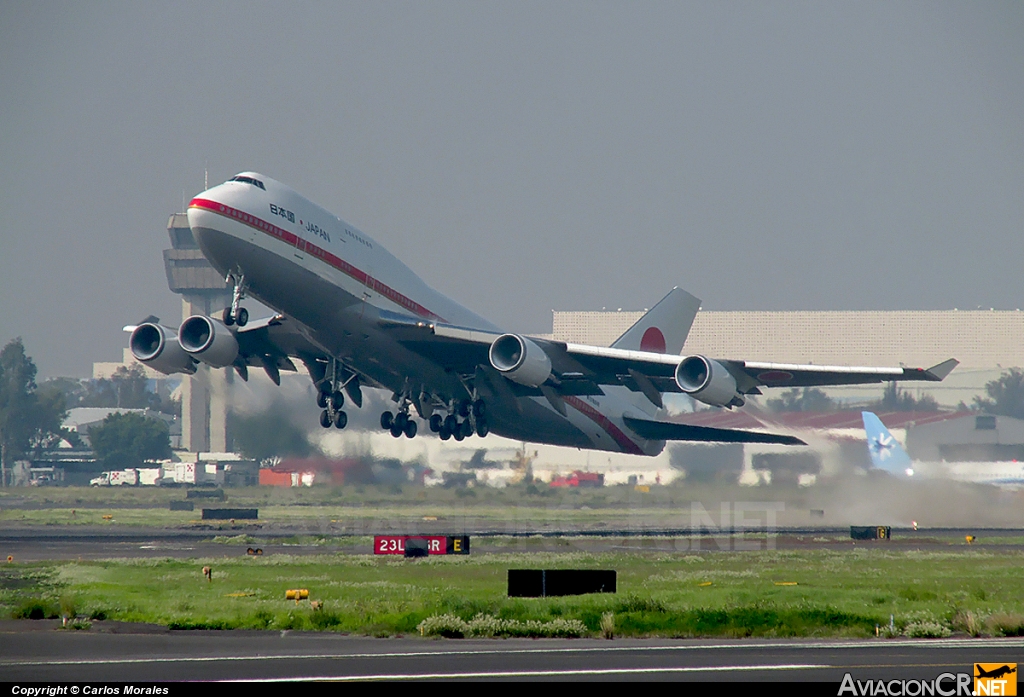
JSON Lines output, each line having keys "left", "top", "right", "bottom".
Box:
{"left": 177, "top": 315, "right": 239, "bottom": 368}
{"left": 675, "top": 355, "right": 743, "bottom": 408}
{"left": 488, "top": 334, "right": 552, "bottom": 387}
{"left": 129, "top": 323, "right": 197, "bottom": 375}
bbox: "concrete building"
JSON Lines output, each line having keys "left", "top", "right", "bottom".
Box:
{"left": 163, "top": 213, "right": 233, "bottom": 452}
{"left": 552, "top": 308, "right": 1024, "bottom": 406}
{"left": 906, "top": 413, "right": 1024, "bottom": 463}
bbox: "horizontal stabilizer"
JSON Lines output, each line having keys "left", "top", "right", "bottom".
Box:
{"left": 623, "top": 415, "right": 806, "bottom": 446}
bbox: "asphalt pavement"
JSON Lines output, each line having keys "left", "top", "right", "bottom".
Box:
{"left": 1, "top": 626, "right": 1021, "bottom": 682}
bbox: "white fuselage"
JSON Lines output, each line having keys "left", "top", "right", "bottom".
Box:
{"left": 186, "top": 173, "right": 664, "bottom": 456}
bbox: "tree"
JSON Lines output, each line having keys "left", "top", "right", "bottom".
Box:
{"left": 766, "top": 387, "right": 838, "bottom": 413}
{"left": 871, "top": 382, "right": 939, "bottom": 412}
{"left": 0, "top": 338, "right": 67, "bottom": 486}
{"left": 44, "top": 366, "right": 179, "bottom": 417}
{"left": 973, "top": 368, "right": 1024, "bottom": 420}
{"left": 88, "top": 412, "right": 171, "bottom": 469}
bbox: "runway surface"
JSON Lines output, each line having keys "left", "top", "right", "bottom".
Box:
{"left": 1, "top": 624, "right": 1021, "bottom": 682}
{"left": 2, "top": 526, "right": 1024, "bottom": 561}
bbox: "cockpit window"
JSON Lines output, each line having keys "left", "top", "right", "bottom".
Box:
{"left": 229, "top": 175, "right": 266, "bottom": 190}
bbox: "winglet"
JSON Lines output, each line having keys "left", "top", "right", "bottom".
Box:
{"left": 923, "top": 358, "right": 959, "bottom": 381}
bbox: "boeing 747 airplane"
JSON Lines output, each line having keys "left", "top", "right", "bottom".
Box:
{"left": 126, "top": 172, "right": 958, "bottom": 456}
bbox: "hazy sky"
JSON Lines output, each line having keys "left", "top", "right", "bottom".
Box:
{"left": 2, "top": 2, "right": 1023, "bottom": 378}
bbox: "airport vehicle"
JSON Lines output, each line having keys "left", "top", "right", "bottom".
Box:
{"left": 89, "top": 467, "right": 163, "bottom": 487}
{"left": 164, "top": 462, "right": 223, "bottom": 486}
{"left": 90, "top": 469, "right": 140, "bottom": 486}
{"left": 862, "top": 411, "right": 1024, "bottom": 486}
{"left": 550, "top": 470, "right": 605, "bottom": 488}
{"left": 127, "top": 172, "right": 957, "bottom": 457}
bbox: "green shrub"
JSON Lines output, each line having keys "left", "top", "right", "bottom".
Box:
{"left": 600, "top": 612, "right": 615, "bottom": 639}
{"left": 616, "top": 595, "right": 667, "bottom": 614}
{"left": 12, "top": 599, "right": 59, "bottom": 620}
{"left": 986, "top": 613, "right": 1024, "bottom": 637}
{"left": 904, "top": 621, "right": 952, "bottom": 638}
{"left": 417, "top": 613, "right": 588, "bottom": 639}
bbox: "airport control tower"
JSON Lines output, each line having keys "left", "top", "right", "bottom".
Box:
{"left": 163, "top": 213, "right": 232, "bottom": 452}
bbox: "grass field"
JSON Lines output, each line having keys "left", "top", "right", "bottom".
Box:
{"left": 5, "top": 480, "right": 1024, "bottom": 530}
{"left": 4, "top": 547, "right": 1024, "bottom": 638}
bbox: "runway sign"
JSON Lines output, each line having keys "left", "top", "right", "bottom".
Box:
{"left": 851, "top": 526, "right": 891, "bottom": 540}
{"left": 508, "top": 569, "right": 617, "bottom": 597}
{"left": 374, "top": 535, "right": 470, "bottom": 556}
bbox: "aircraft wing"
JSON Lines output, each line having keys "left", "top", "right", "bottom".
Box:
{"left": 386, "top": 311, "right": 958, "bottom": 406}
{"left": 622, "top": 415, "right": 806, "bottom": 445}
{"left": 224, "top": 315, "right": 329, "bottom": 385}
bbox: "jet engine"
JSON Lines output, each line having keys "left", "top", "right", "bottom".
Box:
{"left": 129, "top": 323, "right": 197, "bottom": 375}
{"left": 177, "top": 315, "right": 239, "bottom": 368}
{"left": 488, "top": 334, "right": 552, "bottom": 387}
{"left": 675, "top": 355, "right": 744, "bottom": 408}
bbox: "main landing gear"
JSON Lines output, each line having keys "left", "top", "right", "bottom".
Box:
{"left": 380, "top": 409, "right": 417, "bottom": 439}
{"left": 222, "top": 273, "right": 249, "bottom": 327}
{"left": 426, "top": 399, "right": 488, "bottom": 442}
{"left": 317, "top": 358, "right": 349, "bottom": 430}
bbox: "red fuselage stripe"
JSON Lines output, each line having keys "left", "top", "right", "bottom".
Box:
{"left": 189, "top": 197, "right": 445, "bottom": 322}
{"left": 564, "top": 396, "right": 645, "bottom": 455}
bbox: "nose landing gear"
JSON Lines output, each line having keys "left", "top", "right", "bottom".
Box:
{"left": 222, "top": 273, "right": 249, "bottom": 327}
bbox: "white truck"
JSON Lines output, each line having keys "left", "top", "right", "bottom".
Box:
{"left": 90, "top": 469, "right": 139, "bottom": 486}
{"left": 89, "top": 467, "right": 164, "bottom": 486}
{"left": 167, "top": 462, "right": 223, "bottom": 486}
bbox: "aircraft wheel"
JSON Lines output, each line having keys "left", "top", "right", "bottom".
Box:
{"left": 453, "top": 429, "right": 465, "bottom": 442}
{"left": 222, "top": 307, "right": 235, "bottom": 326}
{"left": 472, "top": 400, "right": 486, "bottom": 419}
{"left": 334, "top": 410, "right": 348, "bottom": 429}
{"left": 331, "top": 391, "right": 345, "bottom": 410}
{"left": 443, "top": 414, "right": 458, "bottom": 433}
{"left": 316, "top": 390, "right": 329, "bottom": 409}
{"left": 457, "top": 400, "right": 470, "bottom": 418}
{"left": 236, "top": 307, "right": 249, "bottom": 327}
{"left": 390, "top": 424, "right": 403, "bottom": 438}
{"left": 439, "top": 425, "right": 451, "bottom": 441}
{"left": 476, "top": 419, "right": 489, "bottom": 438}
{"left": 429, "top": 413, "right": 443, "bottom": 432}
{"left": 404, "top": 420, "right": 417, "bottom": 438}
{"left": 319, "top": 409, "right": 332, "bottom": 428}
{"left": 395, "top": 412, "right": 409, "bottom": 431}
{"left": 461, "top": 420, "right": 474, "bottom": 438}
{"left": 380, "top": 411, "right": 394, "bottom": 430}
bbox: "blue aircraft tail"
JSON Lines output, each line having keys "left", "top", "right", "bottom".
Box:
{"left": 861, "top": 412, "right": 914, "bottom": 477}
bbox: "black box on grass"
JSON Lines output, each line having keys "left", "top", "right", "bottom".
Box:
{"left": 187, "top": 489, "right": 226, "bottom": 500}
{"left": 404, "top": 538, "right": 430, "bottom": 557}
{"left": 202, "top": 508, "right": 257, "bottom": 520}
{"left": 508, "top": 569, "right": 616, "bottom": 597}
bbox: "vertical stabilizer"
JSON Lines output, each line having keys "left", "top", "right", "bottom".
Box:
{"left": 611, "top": 287, "right": 701, "bottom": 355}
{"left": 861, "top": 412, "right": 915, "bottom": 477}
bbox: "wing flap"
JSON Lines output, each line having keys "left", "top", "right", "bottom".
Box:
{"left": 623, "top": 416, "right": 806, "bottom": 446}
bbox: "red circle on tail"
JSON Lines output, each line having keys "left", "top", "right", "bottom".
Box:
{"left": 640, "top": 327, "right": 667, "bottom": 353}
